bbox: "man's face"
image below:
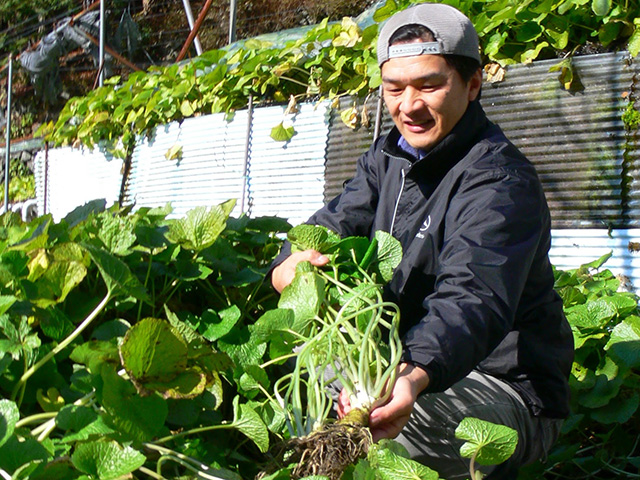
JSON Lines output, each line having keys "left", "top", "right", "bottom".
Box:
{"left": 381, "top": 51, "right": 482, "bottom": 151}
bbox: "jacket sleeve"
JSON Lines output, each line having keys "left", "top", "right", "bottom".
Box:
{"left": 401, "top": 163, "right": 550, "bottom": 393}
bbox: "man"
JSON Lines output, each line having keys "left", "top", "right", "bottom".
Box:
{"left": 272, "top": 4, "right": 574, "bottom": 479}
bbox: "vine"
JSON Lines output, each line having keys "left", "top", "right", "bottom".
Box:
{"left": 39, "top": 0, "right": 640, "bottom": 158}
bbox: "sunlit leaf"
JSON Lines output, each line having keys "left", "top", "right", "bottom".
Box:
{"left": 232, "top": 396, "right": 269, "bottom": 453}
{"left": 0, "top": 399, "right": 19, "bottom": 448}
{"left": 71, "top": 440, "right": 146, "bottom": 480}
{"left": 270, "top": 122, "right": 296, "bottom": 142}
{"left": 455, "top": 417, "right": 518, "bottom": 466}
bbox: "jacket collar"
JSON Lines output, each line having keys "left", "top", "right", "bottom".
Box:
{"left": 382, "top": 100, "right": 490, "bottom": 177}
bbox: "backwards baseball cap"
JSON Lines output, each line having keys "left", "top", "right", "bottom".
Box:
{"left": 376, "top": 3, "right": 481, "bottom": 66}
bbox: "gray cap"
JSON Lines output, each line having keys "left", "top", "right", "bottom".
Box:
{"left": 376, "top": 3, "right": 481, "bottom": 66}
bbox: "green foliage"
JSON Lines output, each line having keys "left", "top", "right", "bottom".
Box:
{"left": 520, "top": 252, "right": 640, "bottom": 478}
{"left": 0, "top": 158, "right": 35, "bottom": 206}
{"left": 0, "top": 201, "right": 290, "bottom": 479}
{"left": 377, "top": 0, "right": 640, "bottom": 64}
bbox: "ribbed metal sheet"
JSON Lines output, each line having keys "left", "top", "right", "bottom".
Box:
{"left": 325, "top": 52, "right": 639, "bottom": 229}
{"left": 123, "top": 103, "right": 328, "bottom": 224}
{"left": 123, "top": 113, "right": 249, "bottom": 219}
{"left": 324, "top": 95, "right": 378, "bottom": 202}
{"left": 248, "top": 102, "right": 328, "bottom": 226}
{"left": 550, "top": 228, "right": 640, "bottom": 290}
{"left": 33, "top": 146, "right": 123, "bottom": 221}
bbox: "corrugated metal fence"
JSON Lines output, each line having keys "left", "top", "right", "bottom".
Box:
{"left": 32, "top": 51, "right": 640, "bottom": 284}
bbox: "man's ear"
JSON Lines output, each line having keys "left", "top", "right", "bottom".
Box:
{"left": 468, "top": 68, "right": 483, "bottom": 102}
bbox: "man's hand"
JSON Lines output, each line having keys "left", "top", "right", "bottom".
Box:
{"left": 271, "top": 250, "right": 329, "bottom": 293}
{"left": 337, "top": 363, "right": 429, "bottom": 442}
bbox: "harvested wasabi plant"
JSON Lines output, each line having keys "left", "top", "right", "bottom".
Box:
{"left": 266, "top": 225, "right": 403, "bottom": 480}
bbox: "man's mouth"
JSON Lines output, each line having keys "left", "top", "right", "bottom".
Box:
{"left": 404, "top": 120, "right": 433, "bottom": 133}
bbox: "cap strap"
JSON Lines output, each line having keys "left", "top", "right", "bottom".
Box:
{"left": 388, "top": 42, "right": 442, "bottom": 59}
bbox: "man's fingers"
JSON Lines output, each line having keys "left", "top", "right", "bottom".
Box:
{"left": 271, "top": 249, "right": 328, "bottom": 292}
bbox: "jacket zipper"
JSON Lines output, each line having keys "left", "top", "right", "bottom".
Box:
{"left": 390, "top": 168, "right": 407, "bottom": 236}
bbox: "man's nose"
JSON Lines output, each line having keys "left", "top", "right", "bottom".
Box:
{"left": 399, "top": 86, "right": 423, "bottom": 114}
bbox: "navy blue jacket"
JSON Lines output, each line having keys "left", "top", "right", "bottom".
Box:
{"left": 276, "top": 100, "right": 573, "bottom": 418}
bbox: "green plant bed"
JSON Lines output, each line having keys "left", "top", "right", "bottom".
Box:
{"left": 520, "top": 253, "right": 640, "bottom": 479}
{"left": 0, "top": 202, "right": 637, "bottom": 479}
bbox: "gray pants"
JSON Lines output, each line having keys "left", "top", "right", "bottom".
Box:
{"left": 395, "top": 370, "right": 562, "bottom": 479}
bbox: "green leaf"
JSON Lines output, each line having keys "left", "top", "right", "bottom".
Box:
{"left": 368, "top": 442, "right": 439, "bottom": 480}
{"left": 590, "top": 393, "right": 639, "bottom": 424}
{"left": 201, "top": 305, "right": 242, "bottom": 342}
{"left": 121, "top": 317, "right": 188, "bottom": 380}
{"left": 566, "top": 300, "right": 617, "bottom": 330}
{"left": 591, "top": 0, "right": 611, "bottom": 16}
{"left": 604, "top": 315, "right": 640, "bottom": 368}
{"left": 100, "top": 366, "right": 168, "bottom": 443}
{"left": 372, "top": 0, "right": 398, "bottom": 22}
{"left": 70, "top": 340, "right": 120, "bottom": 374}
{"left": 232, "top": 396, "right": 269, "bottom": 453}
{"left": 270, "top": 122, "right": 296, "bottom": 142}
{"left": 455, "top": 417, "right": 518, "bottom": 466}
{"left": 287, "top": 224, "right": 340, "bottom": 252}
{"left": 97, "top": 214, "right": 137, "bottom": 256}
{"left": 71, "top": 440, "right": 146, "bottom": 480}
{"left": 250, "top": 308, "right": 295, "bottom": 344}
{"left": 82, "top": 243, "right": 149, "bottom": 301}
{"left": 165, "top": 143, "right": 183, "bottom": 161}
{"left": 372, "top": 231, "right": 403, "bottom": 283}
{"left": 629, "top": 25, "right": 640, "bottom": 57}
{"left": 278, "top": 270, "right": 325, "bottom": 332}
{"left": 516, "top": 22, "right": 543, "bottom": 42}
{"left": 0, "top": 399, "right": 19, "bottom": 448}
{"left": 0, "top": 436, "right": 50, "bottom": 473}
{"left": 120, "top": 317, "right": 208, "bottom": 398}
{"left": 167, "top": 200, "right": 236, "bottom": 252}
{"left": 0, "top": 295, "right": 17, "bottom": 316}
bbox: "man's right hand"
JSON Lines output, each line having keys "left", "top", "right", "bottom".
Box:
{"left": 271, "top": 250, "right": 329, "bottom": 293}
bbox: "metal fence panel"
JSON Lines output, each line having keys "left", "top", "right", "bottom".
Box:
{"left": 123, "top": 113, "right": 248, "bottom": 219}
{"left": 248, "top": 102, "right": 328, "bottom": 226}
{"left": 33, "top": 146, "right": 123, "bottom": 221}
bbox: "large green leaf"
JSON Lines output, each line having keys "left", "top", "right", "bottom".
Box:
{"left": 566, "top": 300, "right": 617, "bottom": 330}
{"left": 232, "top": 396, "right": 269, "bottom": 453}
{"left": 97, "top": 214, "right": 137, "bottom": 256}
{"left": 71, "top": 440, "right": 146, "bottom": 480}
{"left": 0, "top": 399, "right": 19, "bottom": 448}
{"left": 278, "top": 270, "right": 325, "bottom": 332}
{"left": 120, "top": 317, "right": 188, "bottom": 380}
{"left": 371, "top": 231, "right": 402, "bottom": 283}
{"left": 287, "top": 224, "right": 340, "bottom": 253}
{"left": 249, "top": 308, "right": 295, "bottom": 344}
{"left": 30, "top": 258, "right": 87, "bottom": 308}
{"left": 167, "top": 200, "right": 236, "bottom": 252}
{"left": 604, "top": 315, "right": 640, "bottom": 369}
{"left": 590, "top": 393, "right": 639, "bottom": 424}
{"left": 455, "top": 417, "right": 518, "bottom": 466}
{"left": 201, "top": 305, "right": 242, "bottom": 342}
{"left": 82, "top": 243, "right": 148, "bottom": 301}
{"left": 100, "top": 366, "right": 168, "bottom": 443}
{"left": 368, "top": 443, "right": 439, "bottom": 480}
{"left": 591, "top": 0, "right": 611, "bottom": 16}
{"left": 0, "top": 436, "right": 50, "bottom": 473}
{"left": 70, "top": 340, "right": 120, "bottom": 374}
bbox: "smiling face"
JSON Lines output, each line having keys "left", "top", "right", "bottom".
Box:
{"left": 381, "top": 50, "right": 482, "bottom": 152}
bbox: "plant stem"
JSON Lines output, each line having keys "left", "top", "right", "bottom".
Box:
{"left": 138, "top": 466, "right": 166, "bottom": 480}
{"left": 470, "top": 450, "right": 478, "bottom": 480}
{"left": 11, "top": 292, "right": 111, "bottom": 403}
{"left": 152, "top": 423, "right": 229, "bottom": 444}
{"left": 15, "top": 411, "right": 57, "bottom": 428}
